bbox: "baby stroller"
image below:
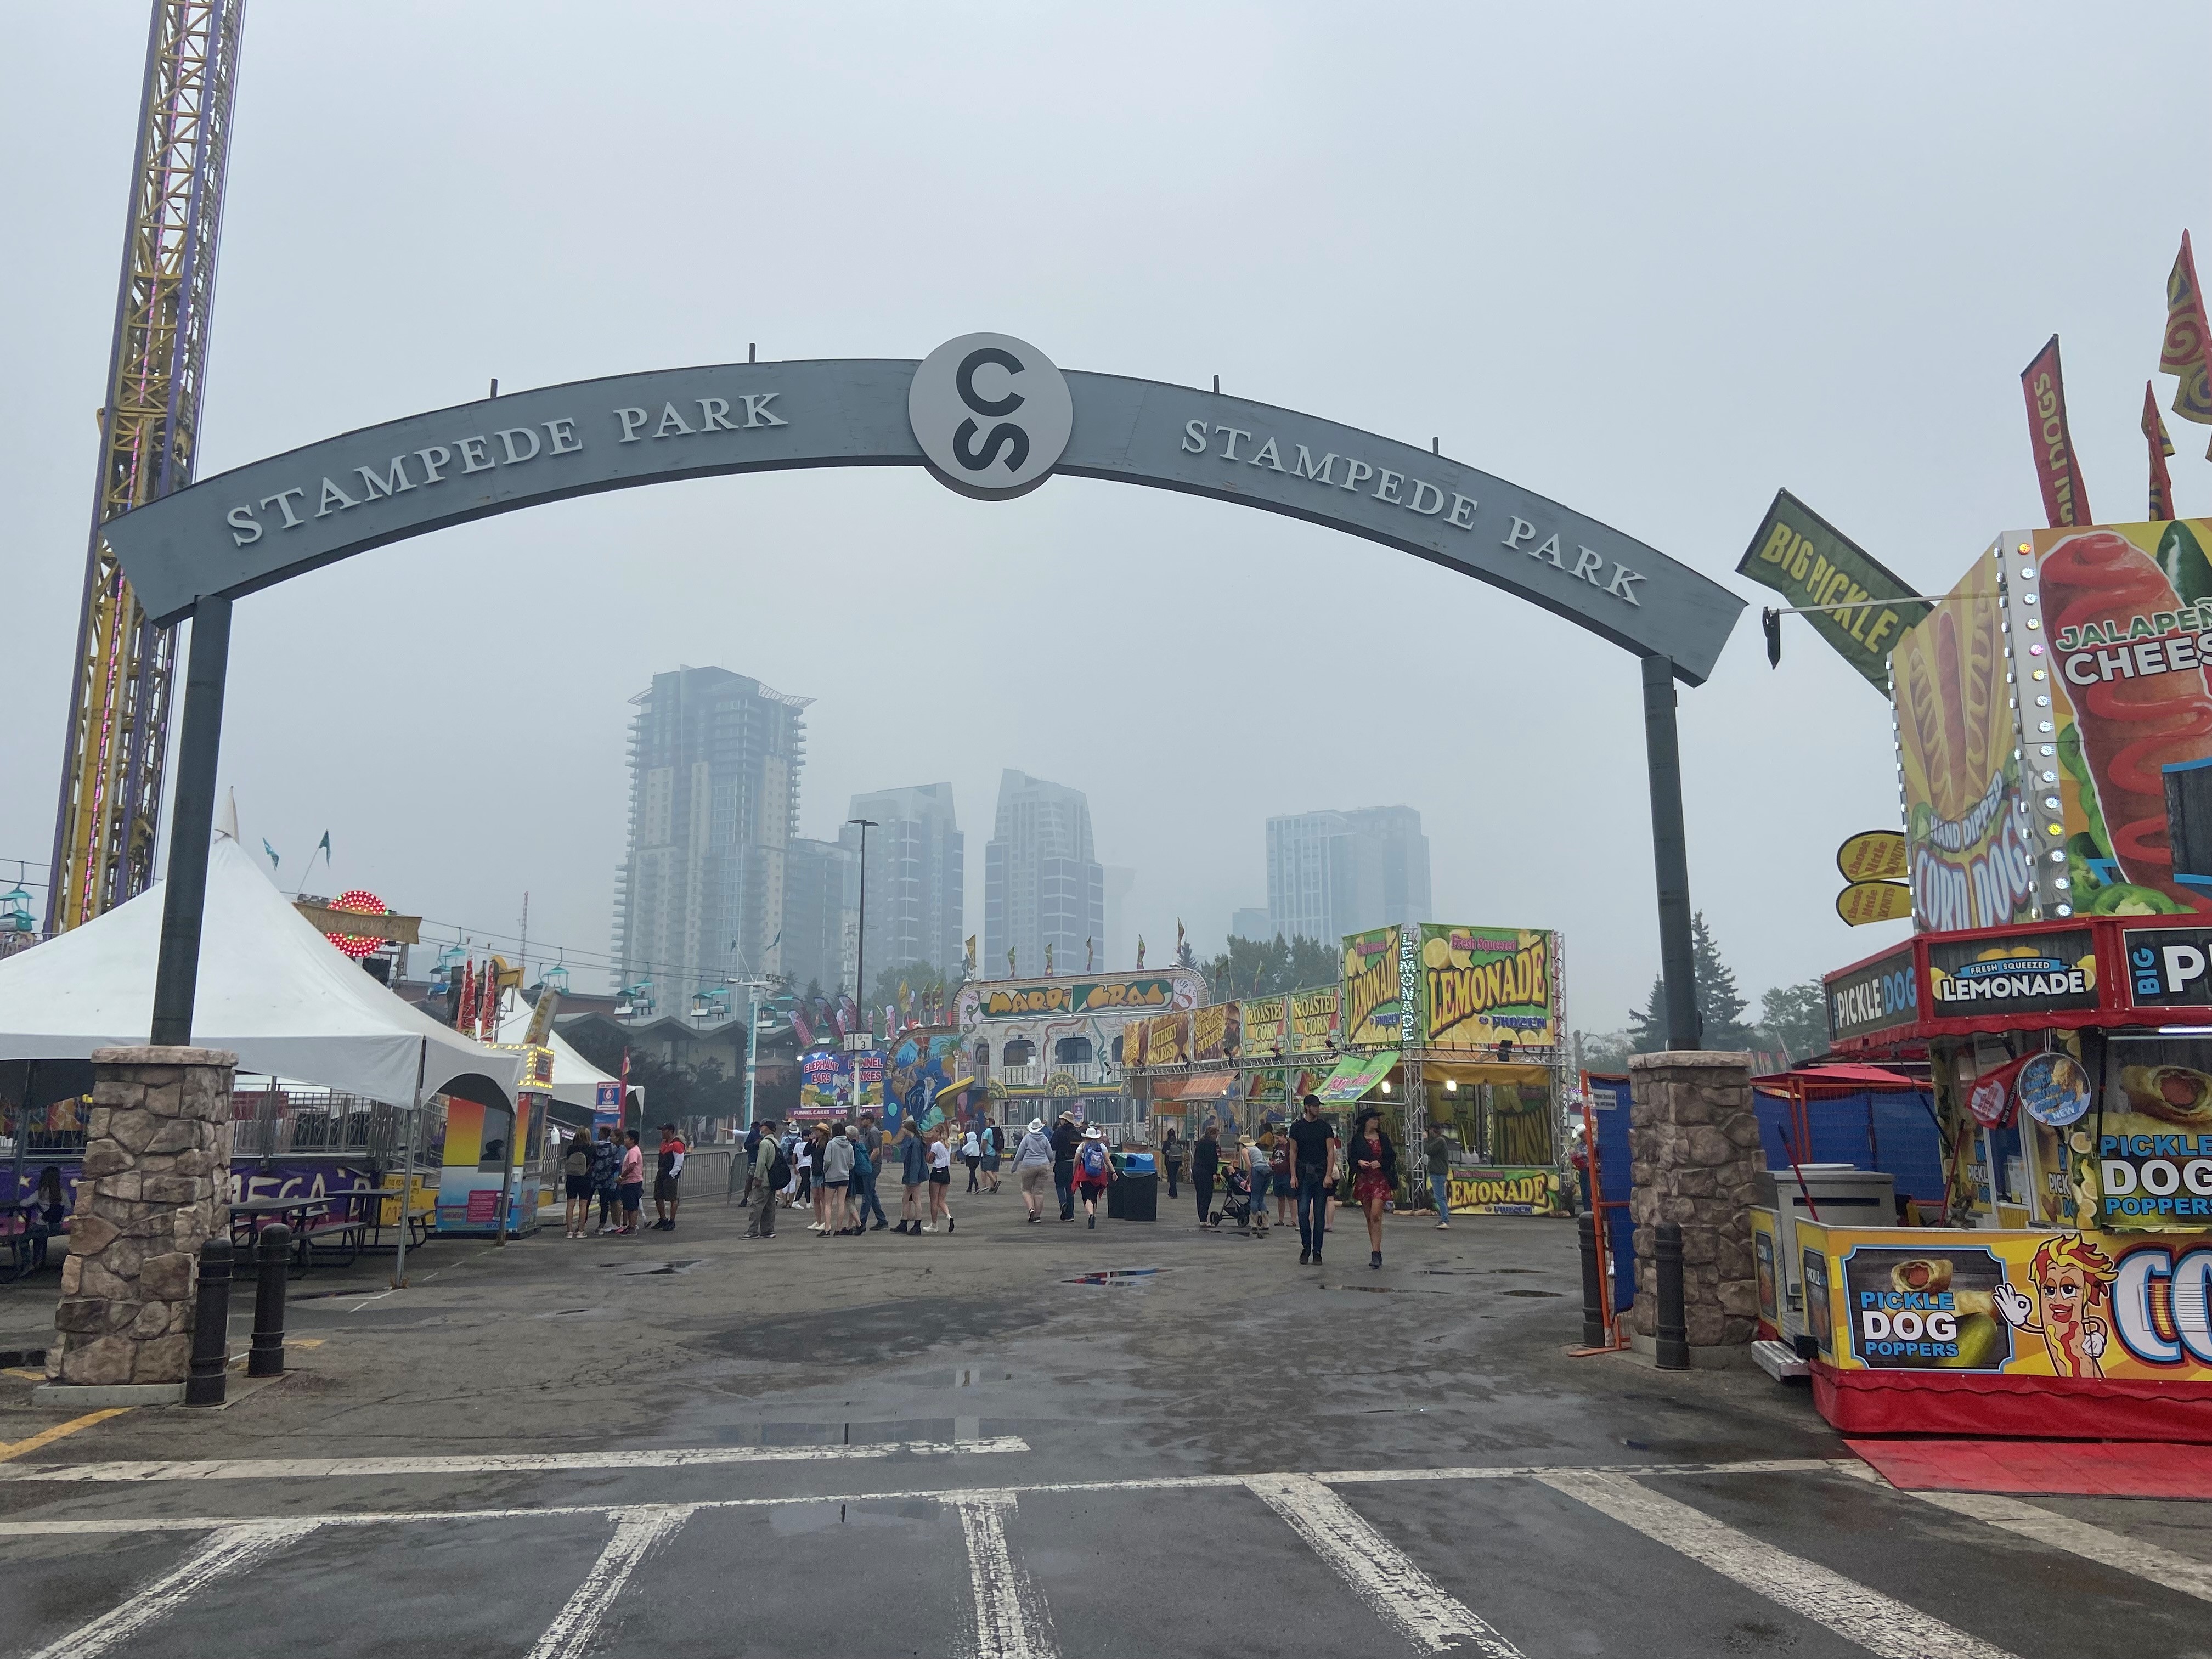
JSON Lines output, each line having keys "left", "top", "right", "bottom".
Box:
{"left": 1210, "top": 1165, "right": 1267, "bottom": 1234}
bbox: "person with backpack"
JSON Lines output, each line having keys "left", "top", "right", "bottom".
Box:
{"left": 1012, "top": 1118, "right": 1056, "bottom": 1223}
{"left": 747, "top": 1121, "right": 785, "bottom": 1239}
{"left": 895, "top": 1118, "right": 930, "bottom": 1233}
{"left": 740, "top": 1120, "right": 765, "bottom": 1208}
{"left": 848, "top": 1120, "right": 888, "bottom": 1232}
{"left": 1050, "top": 1112, "right": 1081, "bottom": 1222}
{"left": 979, "top": 1119, "right": 1002, "bottom": 1193}
{"left": 1073, "top": 1126, "right": 1113, "bottom": 1229}
{"left": 589, "top": 1125, "right": 622, "bottom": 1235}
{"left": 562, "top": 1130, "right": 595, "bottom": 1238}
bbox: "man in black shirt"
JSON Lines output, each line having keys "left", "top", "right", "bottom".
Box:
{"left": 1190, "top": 1122, "right": 1221, "bottom": 1228}
{"left": 1050, "top": 1113, "right": 1081, "bottom": 1221}
{"left": 1285, "top": 1095, "right": 1339, "bottom": 1265}
{"left": 740, "top": 1120, "right": 765, "bottom": 1208}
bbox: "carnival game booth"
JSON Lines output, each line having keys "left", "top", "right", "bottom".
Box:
{"left": 1787, "top": 914, "right": 2212, "bottom": 1439}
{"left": 0, "top": 833, "right": 524, "bottom": 1257}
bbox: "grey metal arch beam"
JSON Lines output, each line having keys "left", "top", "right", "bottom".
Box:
{"left": 102, "top": 358, "right": 1741, "bottom": 682}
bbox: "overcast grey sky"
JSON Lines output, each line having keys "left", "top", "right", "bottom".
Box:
{"left": 5, "top": 3, "right": 2209, "bottom": 1030}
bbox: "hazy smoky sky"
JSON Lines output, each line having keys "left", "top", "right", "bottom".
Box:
{"left": 4, "top": 3, "right": 2208, "bottom": 1032}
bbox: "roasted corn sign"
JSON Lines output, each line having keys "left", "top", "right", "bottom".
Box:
{"left": 1420, "top": 926, "right": 1559, "bottom": 1050}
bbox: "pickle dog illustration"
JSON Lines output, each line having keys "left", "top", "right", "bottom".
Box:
{"left": 1992, "top": 1232, "right": 2117, "bottom": 1378}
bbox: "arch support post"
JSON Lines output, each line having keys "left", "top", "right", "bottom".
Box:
{"left": 151, "top": 595, "right": 230, "bottom": 1046}
{"left": 1641, "top": 654, "right": 1701, "bottom": 1049}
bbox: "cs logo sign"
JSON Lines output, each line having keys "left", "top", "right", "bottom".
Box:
{"left": 908, "top": 332, "right": 1072, "bottom": 500}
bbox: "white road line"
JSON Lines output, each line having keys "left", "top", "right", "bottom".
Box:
{"left": 1910, "top": 1489, "right": 2212, "bottom": 1605}
{"left": 952, "top": 1492, "right": 1058, "bottom": 1659}
{"left": 0, "top": 1458, "right": 1870, "bottom": 1537}
{"left": 1538, "top": 1471, "right": 2015, "bottom": 1659}
{"left": 524, "top": 1505, "right": 692, "bottom": 1659}
{"left": 22, "top": 1519, "right": 323, "bottom": 1659}
{"left": 0, "top": 1434, "right": 1030, "bottom": 1483}
{"left": 1246, "top": 1474, "right": 1524, "bottom": 1657}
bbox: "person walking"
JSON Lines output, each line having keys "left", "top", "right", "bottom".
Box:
{"left": 1073, "top": 1126, "right": 1113, "bottom": 1228}
{"left": 1424, "top": 1122, "right": 1454, "bottom": 1229}
{"left": 1286, "top": 1095, "right": 1339, "bottom": 1266}
{"left": 850, "top": 1120, "right": 888, "bottom": 1232}
{"left": 895, "top": 1118, "right": 929, "bottom": 1233}
{"left": 740, "top": 1119, "right": 765, "bottom": 1209}
{"left": 1191, "top": 1121, "right": 1221, "bottom": 1229}
{"left": 746, "top": 1121, "right": 783, "bottom": 1238}
{"left": 653, "top": 1123, "right": 686, "bottom": 1231}
{"left": 589, "top": 1125, "right": 622, "bottom": 1235}
{"left": 926, "top": 1127, "right": 956, "bottom": 1232}
{"left": 1348, "top": 1107, "right": 1398, "bottom": 1269}
{"left": 980, "top": 1119, "right": 1003, "bottom": 1193}
{"left": 1051, "top": 1112, "right": 1081, "bottom": 1222}
{"left": 819, "top": 1121, "right": 854, "bottom": 1235}
{"left": 617, "top": 1130, "right": 646, "bottom": 1235}
{"left": 961, "top": 1124, "right": 982, "bottom": 1192}
{"left": 1013, "top": 1117, "right": 1055, "bottom": 1223}
{"left": 793, "top": 1127, "right": 814, "bottom": 1212}
{"left": 1242, "top": 1134, "right": 1272, "bottom": 1236}
{"left": 1160, "top": 1127, "right": 1182, "bottom": 1200}
{"left": 562, "top": 1130, "right": 594, "bottom": 1238}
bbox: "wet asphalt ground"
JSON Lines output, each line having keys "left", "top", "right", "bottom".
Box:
{"left": 2, "top": 1176, "right": 2209, "bottom": 1657}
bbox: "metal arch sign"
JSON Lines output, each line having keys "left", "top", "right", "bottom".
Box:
{"left": 101, "top": 337, "right": 1743, "bottom": 681}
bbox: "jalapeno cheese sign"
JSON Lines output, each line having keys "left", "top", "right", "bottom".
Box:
{"left": 99, "top": 342, "right": 1742, "bottom": 682}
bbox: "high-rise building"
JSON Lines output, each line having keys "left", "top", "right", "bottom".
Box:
{"left": 1104, "top": 867, "right": 1137, "bottom": 970}
{"left": 780, "top": 837, "right": 858, "bottom": 998}
{"left": 984, "top": 770, "right": 1105, "bottom": 979}
{"left": 844, "top": 783, "right": 963, "bottom": 985}
{"left": 1266, "top": 805, "right": 1432, "bottom": 946}
{"left": 613, "top": 666, "right": 810, "bottom": 1010}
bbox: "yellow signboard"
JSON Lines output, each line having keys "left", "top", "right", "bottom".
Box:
{"left": 1836, "top": 881, "right": 1914, "bottom": 926}
{"left": 1836, "top": 830, "right": 1908, "bottom": 882}
{"left": 1420, "top": 926, "right": 1558, "bottom": 1050}
{"left": 1286, "top": 988, "right": 1339, "bottom": 1053}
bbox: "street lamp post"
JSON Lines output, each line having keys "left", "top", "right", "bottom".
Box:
{"left": 847, "top": 817, "right": 877, "bottom": 1042}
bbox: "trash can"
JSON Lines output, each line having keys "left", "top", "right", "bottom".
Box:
{"left": 1113, "top": 1172, "right": 1158, "bottom": 1222}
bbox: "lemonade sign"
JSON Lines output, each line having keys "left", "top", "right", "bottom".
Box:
{"left": 1420, "top": 926, "right": 1559, "bottom": 1051}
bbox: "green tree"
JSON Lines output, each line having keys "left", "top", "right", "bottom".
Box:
{"left": 1758, "top": 979, "right": 1827, "bottom": 1061}
{"left": 1626, "top": 912, "right": 1756, "bottom": 1051}
{"left": 1200, "top": 934, "right": 1344, "bottom": 998}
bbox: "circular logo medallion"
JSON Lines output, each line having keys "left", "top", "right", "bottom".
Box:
{"left": 908, "top": 332, "right": 1072, "bottom": 500}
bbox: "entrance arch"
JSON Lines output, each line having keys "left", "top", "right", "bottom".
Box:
{"left": 100, "top": 336, "right": 1743, "bottom": 1047}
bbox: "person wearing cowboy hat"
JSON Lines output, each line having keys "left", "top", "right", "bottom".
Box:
{"left": 1012, "top": 1116, "right": 1057, "bottom": 1222}
{"left": 1073, "top": 1125, "right": 1113, "bottom": 1229}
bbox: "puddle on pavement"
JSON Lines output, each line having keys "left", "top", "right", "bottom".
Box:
{"left": 1488, "top": 1267, "right": 1543, "bottom": 1275}
{"left": 1063, "top": 1267, "right": 1162, "bottom": 1286}
{"left": 591, "top": 1259, "right": 704, "bottom": 1276}
{"left": 1500, "top": 1288, "right": 1565, "bottom": 1297}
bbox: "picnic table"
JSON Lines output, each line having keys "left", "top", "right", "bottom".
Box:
{"left": 229, "top": 1192, "right": 370, "bottom": 1274}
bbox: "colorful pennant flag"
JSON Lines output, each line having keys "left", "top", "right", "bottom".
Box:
{"left": 2162, "top": 231, "right": 2212, "bottom": 445}
{"left": 2146, "top": 381, "right": 2178, "bottom": 521}
{"left": 2020, "top": 335, "right": 2092, "bottom": 528}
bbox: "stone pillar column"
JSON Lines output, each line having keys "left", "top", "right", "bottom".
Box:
{"left": 1627, "top": 1049, "right": 1759, "bottom": 1366}
{"left": 41, "top": 1045, "right": 235, "bottom": 1404}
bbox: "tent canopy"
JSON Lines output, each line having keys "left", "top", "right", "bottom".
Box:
{"left": 0, "top": 835, "right": 521, "bottom": 1107}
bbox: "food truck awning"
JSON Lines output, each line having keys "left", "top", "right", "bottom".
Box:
{"left": 1151, "top": 1072, "right": 1238, "bottom": 1102}
{"left": 1753, "top": 1063, "right": 1923, "bottom": 1091}
{"left": 1315, "top": 1051, "right": 1397, "bottom": 1105}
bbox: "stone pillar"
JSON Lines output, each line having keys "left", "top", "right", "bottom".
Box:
{"left": 1627, "top": 1049, "right": 1759, "bottom": 1366}
{"left": 42, "top": 1045, "right": 235, "bottom": 1403}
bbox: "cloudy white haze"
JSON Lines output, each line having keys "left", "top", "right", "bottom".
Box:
{"left": 4, "top": 3, "right": 2207, "bottom": 1034}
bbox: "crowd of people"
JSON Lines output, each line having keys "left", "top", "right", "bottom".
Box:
{"left": 554, "top": 1095, "right": 1427, "bottom": 1269}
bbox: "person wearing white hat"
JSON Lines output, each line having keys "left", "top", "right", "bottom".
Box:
{"left": 1013, "top": 1118, "right": 1057, "bottom": 1223}
{"left": 1073, "top": 1125, "right": 1113, "bottom": 1229}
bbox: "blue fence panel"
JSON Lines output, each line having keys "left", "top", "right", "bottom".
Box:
{"left": 1755, "top": 1087, "right": 1943, "bottom": 1206}
{"left": 1587, "top": 1075, "right": 1635, "bottom": 1312}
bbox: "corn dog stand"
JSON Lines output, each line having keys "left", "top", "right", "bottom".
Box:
{"left": 1773, "top": 915, "right": 2212, "bottom": 1440}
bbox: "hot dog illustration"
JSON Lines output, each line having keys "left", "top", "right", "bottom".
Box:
{"left": 2041, "top": 531, "right": 2212, "bottom": 910}
{"left": 1991, "top": 1232, "right": 2114, "bottom": 1378}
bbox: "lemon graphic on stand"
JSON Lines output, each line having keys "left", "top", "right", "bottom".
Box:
{"left": 1421, "top": 936, "right": 1452, "bottom": 970}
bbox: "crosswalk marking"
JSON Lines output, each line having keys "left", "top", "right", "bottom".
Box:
{"left": 1908, "top": 1489, "right": 2212, "bottom": 1605}
{"left": 23, "top": 1520, "right": 325, "bottom": 1659}
{"left": 0, "top": 1434, "right": 1031, "bottom": 1484}
{"left": 524, "top": 1506, "right": 693, "bottom": 1659}
{"left": 953, "top": 1492, "right": 1058, "bottom": 1659}
{"left": 1537, "top": 1470, "right": 2016, "bottom": 1659}
{"left": 1246, "top": 1474, "right": 1525, "bottom": 1657}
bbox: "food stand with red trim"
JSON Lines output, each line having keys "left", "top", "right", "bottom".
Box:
{"left": 1778, "top": 914, "right": 2212, "bottom": 1440}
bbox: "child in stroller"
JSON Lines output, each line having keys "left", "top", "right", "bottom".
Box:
{"left": 1210, "top": 1152, "right": 1269, "bottom": 1235}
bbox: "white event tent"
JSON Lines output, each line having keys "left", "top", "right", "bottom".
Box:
{"left": 0, "top": 834, "right": 523, "bottom": 1107}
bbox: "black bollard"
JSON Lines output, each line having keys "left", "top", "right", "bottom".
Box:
{"left": 184, "top": 1236, "right": 233, "bottom": 1407}
{"left": 1577, "top": 1214, "right": 1605, "bottom": 1348}
{"left": 1654, "top": 1221, "right": 1689, "bottom": 1369}
{"left": 247, "top": 1223, "right": 291, "bottom": 1378}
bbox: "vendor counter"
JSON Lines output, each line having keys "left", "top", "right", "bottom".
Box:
{"left": 1755, "top": 1210, "right": 2212, "bottom": 1441}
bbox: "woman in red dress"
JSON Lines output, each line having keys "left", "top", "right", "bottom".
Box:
{"left": 1348, "top": 1108, "right": 1398, "bottom": 1271}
